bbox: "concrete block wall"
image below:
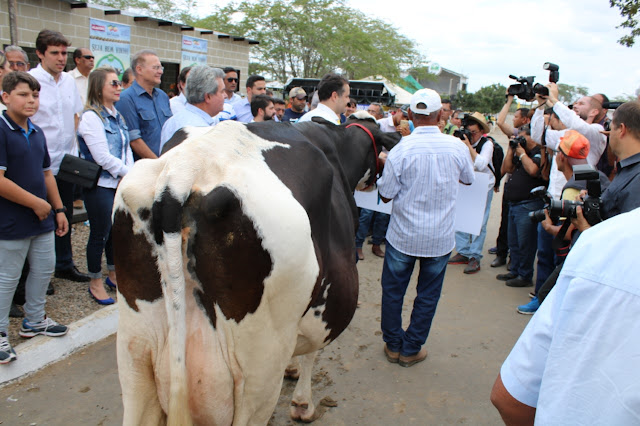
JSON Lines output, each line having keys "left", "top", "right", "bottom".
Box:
{"left": 0, "top": 0, "right": 251, "bottom": 91}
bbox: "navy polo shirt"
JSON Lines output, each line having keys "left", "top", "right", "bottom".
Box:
{"left": 0, "top": 111, "right": 55, "bottom": 240}
{"left": 601, "top": 152, "right": 640, "bottom": 219}
{"left": 115, "top": 80, "right": 172, "bottom": 158}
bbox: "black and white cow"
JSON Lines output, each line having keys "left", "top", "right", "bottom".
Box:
{"left": 112, "top": 113, "right": 400, "bottom": 425}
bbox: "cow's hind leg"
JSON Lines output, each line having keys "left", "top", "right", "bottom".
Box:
{"left": 290, "top": 351, "right": 318, "bottom": 422}
{"left": 118, "top": 329, "right": 166, "bottom": 426}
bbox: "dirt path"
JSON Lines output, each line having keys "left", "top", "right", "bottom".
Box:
{"left": 0, "top": 126, "right": 532, "bottom": 425}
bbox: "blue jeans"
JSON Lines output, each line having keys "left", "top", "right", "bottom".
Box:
{"left": 0, "top": 232, "right": 55, "bottom": 333}
{"left": 84, "top": 186, "right": 116, "bottom": 279}
{"left": 355, "top": 209, "right": 390, "bottom": 247}
{"left": 455, "top": 189, "right": 494, "bottom": 261}
{"left": 535, "top": 222, "right": 557, "bottom": 294}
{"left": 507, "top": 200, "right": 543, "bottom": 281}
{"left": 380, "top": 243, "right": 450, "bottom": 356}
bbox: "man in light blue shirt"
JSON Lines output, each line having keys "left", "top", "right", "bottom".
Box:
{"left": 231, "top": 75, "right": 266, "bottom": 123}
{"left": 492, "top": 206, "right": 640, "bottom": 424}
{"left": 160, "top": 66, "right": 225, "bottom": 150}
{"left": 377, "top": 89, "right": 474, "bottom": 368}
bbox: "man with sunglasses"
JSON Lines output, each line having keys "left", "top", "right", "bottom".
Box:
{"left": 282, "top": 87, "right": 307, "bottom": 123}
{"left": 69, "top": 48, "right": 94, "bottom": 105}
{"left": 222, "top": 67, "right": 241, "bottom": 104}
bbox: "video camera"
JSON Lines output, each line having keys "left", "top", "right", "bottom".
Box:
{"left": 507, "top": 63, "right": 560, "bottom": 102}
{"left": 529, "top": 164, "right": 603, "bottom": 225}
{"left": 453, "top": 113, "right": 473, "bottom": 141}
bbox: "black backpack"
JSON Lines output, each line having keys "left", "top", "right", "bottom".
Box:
{"left": 474, "top": 136, "right": 504, "bottom": 190}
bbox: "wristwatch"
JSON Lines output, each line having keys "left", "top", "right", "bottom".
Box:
{"left": 54, "top": 207, "right": 67, "bottom": 214}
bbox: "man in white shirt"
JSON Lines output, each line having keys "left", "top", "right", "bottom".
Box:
{"left": 491, "top": 206, "right": 640, "bottom": 425}
{"left": 69, "top": 48, "right": 94, "bottom": 105}
{"left": 169, "top": 66, "right": 192, "bottom": 114}
{"left": 449, "top": 112, "right": 495, "bottom": 274}
{"left": 160, "top": 66, "right": 225, "bottom": 150}
{"left": 29, "top": 30, "right": 87, "bottom": 282}
{"left": 298, "top": 73, "right": 350, "bottom": 125}
{"left": 377, "top": 89, "right": 475, "bottom": 367}
{"left": 222, "top": 67, "right": 241, "bottom": 104}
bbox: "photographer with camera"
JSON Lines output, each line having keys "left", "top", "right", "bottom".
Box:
{"left": 571, "top": 101, "right": 640, "bottom": 232}
{"left": 448, "top": 113, "right": 495, "bottom": 274}
{"left": 495, "top": 125, "right": 547, "bottom": 289}
{"left": 497, "top": 95, "right": 530, "bottom": 139}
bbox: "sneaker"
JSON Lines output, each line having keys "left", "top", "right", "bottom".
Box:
{"left": 0, "top": 332, "right": 17, "bottom": 364}
{"left": 448, "top": 253, "right": 469, "bottom": 265}
{"left": 529, "top": 291, "right": 536, "bottom": 299}
{"left": 488, "top": 246, "right": 498, "bottom": 255}
{"left": 19, "top": 317, "right": 68, "bottom": 338}
{"left": 463, "top": 258, "right": 481, "bottom": 274}
{"left": 517, "top": 297, "right": 540, "bottom": 315}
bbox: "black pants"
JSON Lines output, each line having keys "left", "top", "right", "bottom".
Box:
{"left": 54, "top": 177, "right": 75, "bottom": 271}
{"left": 538, "top": 261, "right": 564, "bottom": 304}
{"left": 496, "top": 193, "right": 510, "bottom": 259}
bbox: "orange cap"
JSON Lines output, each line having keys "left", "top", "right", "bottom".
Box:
{"left": 559, "top": 130, "right": 590, "bottom": 159}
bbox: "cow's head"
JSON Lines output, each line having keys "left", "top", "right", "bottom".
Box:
{"left": 344, "top": 111, "right": 401, "bottom": 191}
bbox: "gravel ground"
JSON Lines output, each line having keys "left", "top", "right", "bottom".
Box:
{"left": 7, "top": 222, "right": 108, "bottom": 344}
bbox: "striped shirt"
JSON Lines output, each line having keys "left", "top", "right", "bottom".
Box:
{"left": 378, "top": 126, "right": 475, "bottom": 257}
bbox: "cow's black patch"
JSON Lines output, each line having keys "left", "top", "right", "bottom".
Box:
{"left": 186, "top": 186, "right": 272, "bottom": 326}
{"left": 138, "top": 207, "right": 151, "bottom": 221}
{"left": 160, "top": 128, "right": 190, "bottom": 156}
{"left": 112, "top": 210, "right": 163, "bottom": 311}
{"left": 151, "top": 189, "right": 183, "bottom": 245}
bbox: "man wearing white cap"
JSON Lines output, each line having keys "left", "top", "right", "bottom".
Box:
{"left": 282, "top": 87, "right": 308, "bottom": 123}
{"left": 376, "top": 88, "right": 475, "bottom": 367}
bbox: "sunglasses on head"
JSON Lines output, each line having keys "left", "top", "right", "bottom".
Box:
{"left": 109, "top": 80, "right": 123, "bottom": 87}
{"left": 226, "top": 77, "right": 238, "bottom": 82}
{"left": 82, "top": 55, "right": 94, "bottom": 60}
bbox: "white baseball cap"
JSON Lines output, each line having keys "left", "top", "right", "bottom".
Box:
{"left": 410, "top": 88, "right": 442, "bottom": 115}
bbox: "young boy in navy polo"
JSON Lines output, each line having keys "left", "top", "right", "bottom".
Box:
{"left": 0, "top": 72, "right": 70, "bottom": 364}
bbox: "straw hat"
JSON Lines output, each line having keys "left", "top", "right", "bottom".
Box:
{"left": 467, "top": 112, "right": 490, "bottom": 134}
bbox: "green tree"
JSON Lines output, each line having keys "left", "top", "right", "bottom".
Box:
{"left": 195, "top": 0, "right": 424, "bottom": 82}
{"left": 557, "top": 83, "right": 589, "bottom": 104}
{"left": 89, "top": 0, "right": 196, "bottom": 23}
{"left": 453, "top": 84, "right": 507, "bottom": 113}
{"left": 610, "top": 0, "right": 640, "bottom": 46}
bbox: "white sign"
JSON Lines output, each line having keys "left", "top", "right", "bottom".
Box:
{"left": 354, "top": 172, "right": 490, "bottom": 236}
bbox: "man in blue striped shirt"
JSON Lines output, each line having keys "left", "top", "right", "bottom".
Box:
{"left": 377, "top": 88, "right": 475, "bottom": 367}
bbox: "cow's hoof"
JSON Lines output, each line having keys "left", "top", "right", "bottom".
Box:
{"left": 290, "top": 400, "right": 316, "bottom": 422}
{"left": 284, "top": 367, "right": 300, "bottom": 380}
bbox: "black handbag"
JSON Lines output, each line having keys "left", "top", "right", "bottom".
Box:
{"left": 57, "top": 154, "right": 102, "bottom": 189}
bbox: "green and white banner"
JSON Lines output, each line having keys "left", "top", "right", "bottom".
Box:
{"left": 89, "top": 19, "right": 131, "bottom": 78}
{"left": 181, "top": 35, "right": 208, "bottom": 68}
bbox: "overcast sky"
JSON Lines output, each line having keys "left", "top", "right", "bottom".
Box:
{"left": 197, "top": 0, "right": 639, "bottom": 99}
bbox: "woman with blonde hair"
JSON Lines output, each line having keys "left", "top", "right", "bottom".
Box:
{"left": 77, "top": 66, "right": 133, "bottom": 304}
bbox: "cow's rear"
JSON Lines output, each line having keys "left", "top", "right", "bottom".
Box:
{"left": 113, "top": 122, "right": 323, "bottom": 425}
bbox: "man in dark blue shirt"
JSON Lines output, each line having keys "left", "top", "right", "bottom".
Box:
{"left": 115, "top": 50, "right": 172, "bottom": 159}
{"left": 573, "top": 101, "right": 640, "bottom": 227}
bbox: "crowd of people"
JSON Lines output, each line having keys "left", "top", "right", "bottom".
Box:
{"left": 1, "top": 26, "right": 640, "bottom": 423}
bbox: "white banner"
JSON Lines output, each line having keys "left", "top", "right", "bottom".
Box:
{"left": 354, "top": 172, "right": 490, "bottom": 236}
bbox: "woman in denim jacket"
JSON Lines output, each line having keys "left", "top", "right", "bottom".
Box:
{"left": 77, "top": 66, "right": 133, "bottom": 304}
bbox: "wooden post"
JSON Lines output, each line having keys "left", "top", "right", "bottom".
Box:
{"left": 8, "top": 0, "right": 19, "bottom": 45}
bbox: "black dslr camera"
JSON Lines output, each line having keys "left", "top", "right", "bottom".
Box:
{"left": 529, "top": 164, "right": 603, "bottom": 225}
{"left": 509, "top": 136, "right": 527, "bottom": 150}
{"left": 532, "top": 62, "right": 560, "bottom": 97}
{"left": 453, "top": 113, "right": 473, "bottom": 141}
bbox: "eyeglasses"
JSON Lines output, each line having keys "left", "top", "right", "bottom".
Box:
{"left": 109, "top": 80, "right": 123, "bottom": 87}
{"left": 150, "top": 65, "right": 164, "bottom": 71}
{"left": 9, "top": 61, "right": 27, "bottom": 68}
{"left": 82, "top": 55, "right": 95, "bottom": 60}
{"left": 226, "top": 77, "right": 238, "bottom": 82}
{"left": 294, "top": 95, "right": 307, "bottom": 100}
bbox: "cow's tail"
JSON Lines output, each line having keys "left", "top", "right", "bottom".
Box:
{"left": 153, "top": 189, "right": 193, "bottom": 426}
